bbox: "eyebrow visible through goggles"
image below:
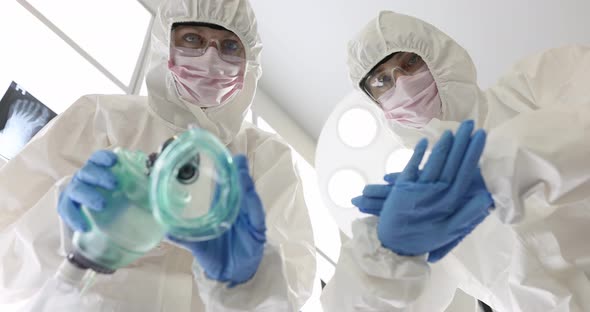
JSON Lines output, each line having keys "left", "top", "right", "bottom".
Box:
{"left": 361, "top": 52, "right": 399, "bottom": 101}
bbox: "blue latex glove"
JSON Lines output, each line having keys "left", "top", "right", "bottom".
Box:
{"left": 354, "top": 170, "right": 490, "bottom": 262}
{"left": 168, "top": 154, "right": 267, "bottom": 287}
{"left": 352, "top": 120, "right": 493, "bottom": 262}
{"left": 57, "top": 150, "right": 118, "bottom": 232}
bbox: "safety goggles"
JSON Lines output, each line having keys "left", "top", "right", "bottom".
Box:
{"left": 362, "top": 52, "right": 426, "bottom": 103}
{"left": 171, "top": 27, "right": 246, "bottom": 63}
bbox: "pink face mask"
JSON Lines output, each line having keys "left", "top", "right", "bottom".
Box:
{"left": 168, "top": 47, "right": 245, "bottom": 107}
{"left": 378, "top": 65, "right": 442, "bottom": 129}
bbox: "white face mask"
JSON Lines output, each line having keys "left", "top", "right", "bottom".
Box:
{"left": 378, "top": 65, "right": 442, "bottom": 129}
{"left": 168, "top": 47, "right": 245, "bottom": 107}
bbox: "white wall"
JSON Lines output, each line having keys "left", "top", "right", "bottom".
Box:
{"left": 252, "top": 88, "right": 317, "bottom": 165}
{"left": 402, "top": 0, "right": 590, "bottom": 88}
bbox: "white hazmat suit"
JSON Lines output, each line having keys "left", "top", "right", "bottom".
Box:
{"left": 0, "top": 0, "right": 316, "bottom": 311}
{"left": 322, "top": 11, "right": 590, "bottom": 312}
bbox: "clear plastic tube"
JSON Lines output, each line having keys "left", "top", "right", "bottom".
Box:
{"left": 25, "top": 260, "right": 102, "bottom": 311}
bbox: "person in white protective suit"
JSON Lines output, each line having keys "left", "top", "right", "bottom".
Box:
{"left": 321, "top": 11, "right": 590, "bottom": 312}
{"left": 0, "top": 0, "right": 316, "bottom": 311}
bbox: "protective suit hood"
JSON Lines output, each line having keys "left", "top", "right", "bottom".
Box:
{"left": 146, "top": 0, "right": 262, "bottom": 145}
{"left": 347, "top": 11, "right": 487, "bottom": 147}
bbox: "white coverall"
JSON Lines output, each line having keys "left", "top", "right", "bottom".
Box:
{"left": 0, "top": 0, "right": 316, "bottom": 311}
{"left": 322, "top": 11, "right": 590, "bottom": 312}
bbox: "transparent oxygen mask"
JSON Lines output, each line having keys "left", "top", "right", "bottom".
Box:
{"left": 69, "top": 127, "right": 240, "bottom": 274}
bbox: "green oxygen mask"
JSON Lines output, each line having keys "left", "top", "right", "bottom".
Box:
{"left": 68, "top": 128, "right": 241, "bottom": 274}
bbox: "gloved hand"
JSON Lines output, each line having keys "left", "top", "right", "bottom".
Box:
{"left": 168, "top": 154, "right": 267, "bottom": 287}
{"left": 57, "top": 150, "right": 118, "bottom": 232}
{"left": 0, "top": 99, "right": 51, "bottom": 158}
{"left": 352, "top": 120, "right": 494, "bottom": 262}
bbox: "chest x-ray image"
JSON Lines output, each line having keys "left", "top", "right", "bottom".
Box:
{"left": 0, "top": 81, "right": 56, "bottom": 160}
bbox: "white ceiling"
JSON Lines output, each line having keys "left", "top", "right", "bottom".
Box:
{"left": 142, "top": 0, "right": 590, "bottom": 139}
